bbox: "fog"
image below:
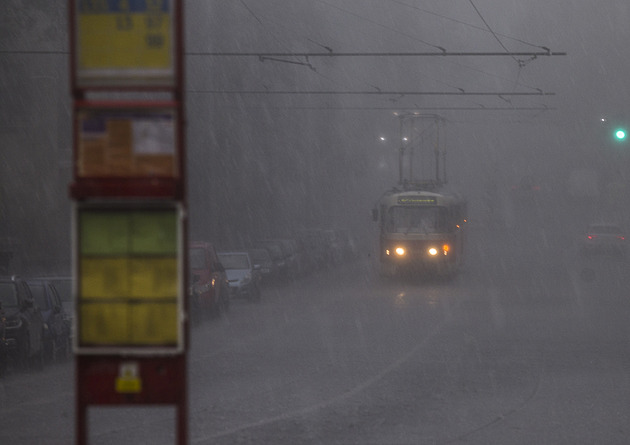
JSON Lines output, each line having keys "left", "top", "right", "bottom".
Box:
{"left": 2, "top": 1, "right": 630, "bottom": 443}
{"left": 2, "top": 1, "right": 630, "bottom": 261}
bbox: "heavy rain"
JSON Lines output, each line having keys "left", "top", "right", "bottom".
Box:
{"left": 2, "top": 1, "right": 630, "bottom": 444}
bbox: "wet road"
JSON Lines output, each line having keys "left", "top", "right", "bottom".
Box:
{"left": 2, "top": 219, "right": 630, "bottom": 444}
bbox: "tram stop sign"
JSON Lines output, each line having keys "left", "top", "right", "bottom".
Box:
{"left": 73, "top": 0, "right": 177, "bottom": 88}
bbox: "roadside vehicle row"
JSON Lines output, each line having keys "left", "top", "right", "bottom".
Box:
{"left": 2, "top": 230, "right": 359, "bottom": 373}
{"left": 251, "top": 229, "right": 359, "bottom": 282}
{"left": 189, "top": 229, "right": 359, "bottom": 325}
{"left": 0, "top": 276, "right": 72, "bottom": 376}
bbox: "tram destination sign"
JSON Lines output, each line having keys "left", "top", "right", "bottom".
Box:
{"left": 398, "top": 196, "right": 437, "bottom": 205}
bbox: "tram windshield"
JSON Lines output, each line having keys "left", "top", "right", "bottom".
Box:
{"left": 386, "top": 206, "right": 449, "bottom": 234}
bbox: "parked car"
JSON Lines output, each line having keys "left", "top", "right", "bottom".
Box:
{"left": 248, "top": 248, "right": 275, "bottom": 283}
{"left": 256, "top": 240, "right": 289, "bottom": 279}
{"left": 45, "top": 277, "right": 73, "bottom": 342}
{"left": 0, "top": 305, "right": 8, "bottom": 375}
{"left": 0, "top": 276, "right": 45, "bottom": 370}
{"left": 26, "top": 279, "right": 71, "bottom": 362}
{"left": 296, "top": 229, "right": 328, "bottom": 271}
{"left": 189, "top": 241, "right": 230, "bottom": 319}
{"left": 218, "top": 251, "right": 261, "bottom": 301}
{"left": 278, "top": 238, "right": 303, "bottom": 277}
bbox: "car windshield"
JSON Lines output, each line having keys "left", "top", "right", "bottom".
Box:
{"left": 49, "top": 279, "right": 72, "bottom": 303}
{"left": 189, "top": 248, "right": 207, "bottom": 269}
{"left": 218, "top": 254, "right": 250, "bottom": 270}
{"left": 386, "top": 206, "right": 448, "bottom": 233}
{"left": 249, "top": 249, "right": 270, "bottom": 263}
{"left": 0, "top": 282, "right": 19, "bottom": 308}
{"left": 28, "top": 282, "right": 49, "bottom": 310}
{"left": 261, "top": 244, "right": 283, "bottom": 260}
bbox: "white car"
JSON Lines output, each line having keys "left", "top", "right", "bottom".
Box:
{"left": 218, "top": 252, "right": 261, "bottom": 301}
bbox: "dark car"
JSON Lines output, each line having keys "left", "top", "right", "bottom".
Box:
{"left": 0, "top": 305, "right": 8, "bottom": 375}
{"left": 44, "top": 277, "right": 73, "bottom": 342}
{"left": 0, "top": 276, "right": 45, "bottom": 370}
{"left": 248, "top": 248, "right": 275, "bottom": 283}
{"left": 256, "top": 240, "right": 289, "bottom": 279}
{"left": 26, "top": 279, "right": 72, "bottom": 362}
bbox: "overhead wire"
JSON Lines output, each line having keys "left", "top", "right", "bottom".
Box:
{"left": 390, "top": 0, "right": 550, "bottom": 51}
{"left": 468, "top": 0, "right": 520, "bottom": 64}
{"left": 189, "top": 89, "right": 554, "bottom": 96}
{"left": 236, "top": 0, "right": 384, "bottom": 93}
{"left": 191, "top": 0, "right": 563, "bottom": 105}
{"left": 466, "top": 0, "right": 533, "bottom": 100}
{"left": 237, "top": 0, "right": 302, "bottom": 67}
{"left": 313, "top": 0, "right": 446, "bottom": 52}
{"left": 308, "top": 0, "right": 555, "bottom": 104}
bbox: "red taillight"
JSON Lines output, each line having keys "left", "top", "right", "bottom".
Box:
{"left": 587, "top": 235, "right": 596, "bottom": 240}
{"left": 618, "top": 236, "right": 625, "bottom": 240}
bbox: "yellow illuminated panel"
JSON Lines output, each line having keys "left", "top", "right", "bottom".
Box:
{"left": 78, "top": 14, "right": 171, "bottom": 70}
{"left": 130, "top": 212, "right": 177, "bottom": 254}
{"left": 130, "top": 258, "right": 178, "bottom": 298}
{"left": 80, "top": 303, "right": 130, "bottom": 344}
{"left": 81, "top": 257, "right": 129, "bottom": 299}
{"left": 80, "top": 212, "right": 130, "bottom": 255}
{"left": 78, "top": 207, "right": 180, "bottom": 348}
{"left": 75, "top": 0, "right": 175, "bottom": 86}
{"left": 130, "top": 303, "right": 178, "bottom": 344}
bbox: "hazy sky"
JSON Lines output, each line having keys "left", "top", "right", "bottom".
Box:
{"left": 2, "top": 1, "right": 630, "bottom": 256}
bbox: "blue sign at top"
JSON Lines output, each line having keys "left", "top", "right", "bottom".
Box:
{"left": 78, "top": 0, "right": 169, "bottom": 14}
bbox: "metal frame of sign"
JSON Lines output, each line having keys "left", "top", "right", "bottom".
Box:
{"left": 70, "top": 101, "right": 184, "bottom": 199}
{"left": 73, "top": 200, "right": 186, "bottom": 356}
{"left": 70, "top": 1, "right": 188, "bottom": 442}
{"left": 69, "top": 0, "right": 182, "bottom": 90}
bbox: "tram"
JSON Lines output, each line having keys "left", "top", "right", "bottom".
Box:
{"left": 372, "top": 181, "right": 467, "bottom": 277}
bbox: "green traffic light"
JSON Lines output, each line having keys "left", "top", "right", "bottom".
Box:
{"left": 615, "top": 129, "right": 626, "bottom": 140}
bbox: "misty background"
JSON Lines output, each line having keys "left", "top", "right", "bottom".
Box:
{"left": 2, "top": 1, "right": 630, "bottom": 273}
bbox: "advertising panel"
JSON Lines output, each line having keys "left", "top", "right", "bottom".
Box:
{"left": 76, "top": 106, "right": 178, "bottom": 179}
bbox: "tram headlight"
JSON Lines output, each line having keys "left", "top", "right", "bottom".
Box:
{"left": 443, "top": 244, "right": 450, "bottom": 255}
{"left": 395, "top": 247, "right": 406, "bottom": 256}
{"left": 428, "top": 247, "right": 438, "bottom": 256}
